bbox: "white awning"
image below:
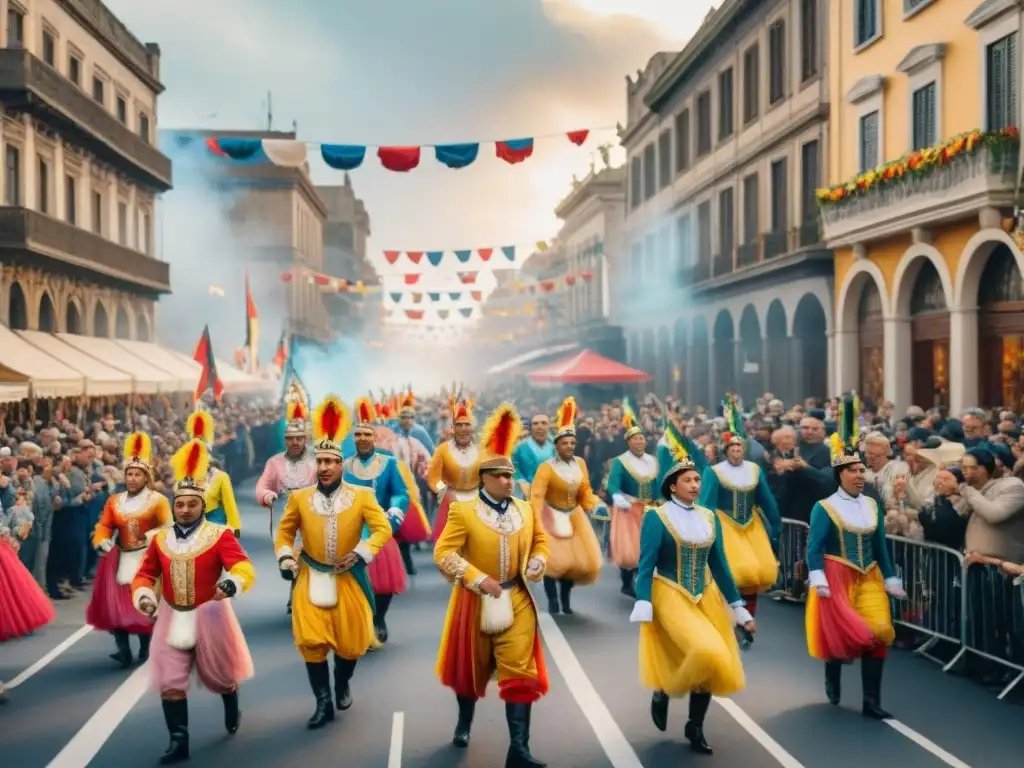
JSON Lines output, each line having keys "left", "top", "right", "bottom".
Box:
{"left": 485, "top": 343, "right": 579, "bottom": 375}
{"left": 0, "top": 382, "right": 29, "bottom": 403}
{"left": 18, "top": 331, "right": 133, "bottom": 397}
{"left": 161, "top": 348, "right": 273, "bottom": 393}
{"left": 115, "top": 340, "right": 200, "bottom": 392}
{"left": 0, "top": 324, "right": 83, "bottom": 398}
{"left": 56, "top": 334, "right": 179, "bottom": 394}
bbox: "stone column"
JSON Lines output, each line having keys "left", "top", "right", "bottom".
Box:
{"left": 883, "top": 316, "right": 912, "bottom": 413}
{"left": 22, "top": 115, "right": 36, "bottom": 210}
{"left": 788, "top": 335, "right": 803, "bottom": 403}
{"left": 832, "top": 329, "right": 859, "bottom": 395}
{"left": 949, "top": 306, "right": 979, "bottom": 413}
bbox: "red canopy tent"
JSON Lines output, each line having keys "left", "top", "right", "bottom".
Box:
{"left": 528, "top": 349, "right": 651, "bottom": 385}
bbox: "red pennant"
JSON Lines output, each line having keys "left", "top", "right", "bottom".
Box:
{"left": 406, "top": 251, "right": 423, "bottom": 264}
{"left": 404, "top": 310, "right": 424, "bottom": 320}
{"left": 403, "top": 273, "right": 420, "bottom": 285}
{"left": 540, "top": 281, "right": 555, "bottom": 292}
{"left": 384, "top": 250, "right": 400, "bottom": 264}
{"left": 378, "top": 146, "right": 421, "bottom": 172}
{"left": 471, "top": 290, "right": 482, "bottom": 301}
{"left": 566, "top": 130, "right": 589, "bottom": 145}
{"left": 280, "top": 272, "right": 293, "bottom": 282}
{"left": 458, "top": 271, "right": 477, "bottom": 284}
{"left": 477, "top": 248, "right": 492, "bottom": 261}
{"left": 565, "top": 275, "right": 576, "bottom": 286}
{"left": 206, "top": 137, "right": 228, "bottom": 157}
{"left": 580, "top": 271, "right": 593, "bottom": 281}
{"left": 495, "top": 141, "right": 534, "bottom": 164}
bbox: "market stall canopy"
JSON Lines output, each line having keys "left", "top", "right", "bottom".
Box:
{"left": 0, "top": 382, "right": 29, "bottom": 403}
{"left": 485, "top": 343, "right": 579, "bottom": 376}
{"left": 115, "top": 340, "right": 200, "bottom": 392}
{"left": 161, "top": 348, "right": 272, "bottom": 393}
{"left": 56, "top": 334, "right": 178, "bottom": 394}
{"left": 0, "top": 324, "right": 83, "bottom": 398}
{"left": 527, "top": 349, "right": 651, "bottom": 385}
{"left": 18, "top": 331, "right": 133, "bottom": 397}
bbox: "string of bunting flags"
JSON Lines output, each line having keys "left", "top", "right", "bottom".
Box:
{"left": 279, "top": 270, "right": 381, "bottom": 294}
{"left": 378, "top": 238, "right": 575, "bottom": 267}
{"left": 204, "top": 127, "right": 610, "bottom": 173}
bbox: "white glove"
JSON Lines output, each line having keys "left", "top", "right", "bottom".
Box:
{"left": 612, "top": 493, "right": 632, "bottom": 510}
{"left": 97, "top": 538, "right": 114, "bottom": 554}
{"left": 730, "top": 602, "right": 754, "bottom": 626}
{"left": 262, "top": 491, "right": 278, "bottom": 507}
{"left": 629, "top": 600, "right": 653, "bottom": 623}
{"left": 434, "top": 482, "right": 447, "bottom": 496}
{"left": 884, "top": 577, "right": 906, "bottom": 599}
{"left": 388, "top": 507, "right": 406, "bottom": 524}
{"left": 815, "top": 585, "right": 831, "bottom": 598}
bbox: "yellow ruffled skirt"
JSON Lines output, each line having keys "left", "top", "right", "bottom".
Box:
{"left": 639, "top": 576, "right": 745, "bottom": 697}
{"left": 716, "top": 511, "right": 778, "bottom": 593}
{"left": 290, "top": 567, "right": 376, "bottom": 662}
{"left": 543, "top": 505, "right": 603, "bottom": 584}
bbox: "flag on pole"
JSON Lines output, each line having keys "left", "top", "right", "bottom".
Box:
{"left": 192, "top": 325, "right": 224, "bottom": 403}
{"left": 272, "top": 329, "right": 289, "bottom": 373}
{"left": 244, "top": 271, "right": 260, "bottom": 375}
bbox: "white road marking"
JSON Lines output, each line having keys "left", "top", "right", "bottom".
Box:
{"left": 885, "top": 719, "right": 974, "bottom": 767}
{"left": 46, "top": 663, "right": 150, "bottom": 768}
{"left": 537, "top": 613, "right": 644, "bottom": 768}
{"left": 713, "top": 698, "right": 807, "bottom": 767}
{"left": 3, "top": 625, "right": 93, "bottom": 690}
{"left": 388, "top": 711, "right": 404, "bottom": 768}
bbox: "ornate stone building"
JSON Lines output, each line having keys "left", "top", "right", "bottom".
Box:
{"left": 0, "top": 0, "right": 171, "bottom": 341}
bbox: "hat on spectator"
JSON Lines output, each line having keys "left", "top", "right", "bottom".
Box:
{"left": 353, "top": 397, "right": 376, "bottom": 437}
{"left": 554, "top": 396, "right": 578, "bottom": 442}
{"left": 170, "top": 438, "right": 209, "bottom": 499}
{"left": 283, "top": 380, "right": 309, "bottom": 438}
{"left": 807, "top": 408, "right": 826, "bottom": 422}
{"left": 661, "top": 456, "right": 700, "bottom": 500}
{"left": 122, "top": 432, "right": 153, "bottom": 475}
{"left": 828, "top": 394, "right": 862, "bottom": 469}
{"left": 313, "top": 396, "right": 352, "bottom": 459}
{"left": 478, "top": 402, "right": 521, "bottom": 475}
{"left": 622, "top": 397, "right": 642, "bottom": 440}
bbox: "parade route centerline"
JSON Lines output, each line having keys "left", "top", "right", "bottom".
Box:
{"left": 885, "top": 719, "right": 974, "bottom": 768}
{"left": 47, "top": 663, "right": 150, "bottom": 768}
{"left": 713, "top": 697, "right": 807, "bottom": 768}
{"left": 4, "top": 624, "right": 93, "bottom": 690}
{"left": 388, "top": 711, "right": 404, "bottom": 767}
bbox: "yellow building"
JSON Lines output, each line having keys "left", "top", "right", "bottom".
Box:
{"left": 824, "top": 0, "right": 1023, "bottom": 413}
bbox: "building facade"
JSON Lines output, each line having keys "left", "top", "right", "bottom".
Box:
{"left": 826, "top": 0, "right": 1023, "bottom": 413}
{"left": 0, "top": 0, "right": 172, "bottom": 341}
{"left": 618, "top": 0, "right": 832, "bottom": 407}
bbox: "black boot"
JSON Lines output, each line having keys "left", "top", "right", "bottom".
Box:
{"left": 286, "top": 591, "right": 293, "bottom": 615}
{"left": 505, "top": 702, "right": 546, "bottom": 767}
{"left": 110, "top": 629, "right": 132, "bottom": 668}
{"left": 650, "top": 690, "right": 669, "bottom": 731}
{"left": 558, "top": 580, "right": 573, "bottom": 615}
{"left": 333, "top": 656, "right": 356, "bottom": 710}
{"left": 620, "top": 569, "right": 636, "bottom": 597}
{"left": 452, "top": 695, "right": 476, "bottom": 747}
{"left": 137, "top": 633, "right": 151, "bottom": 664}
{"left": 861, "top": 656, "right": 892, "bottom": 719}
{"left": 159, "top": 698, "right": 189, "bottom": 764}
{"left": 542, "top": 577, "right": 559, "bottom": 614}
{"left": 222, "top": 690, "right": 240, "bottom": 734}
{"left": 825, "top": 661, "right": 842, "bottom": 705}
{"left": 399, "top": 542, "right": 417, "bottom": 575}
{"left": 373, "top": 593, "right": 393, "bottom": 644}
{"left": 305, "top": 661, "right": 335, "bottom": 729}
{"left": 684, "top": 692, "right": 713, "bottom": 754}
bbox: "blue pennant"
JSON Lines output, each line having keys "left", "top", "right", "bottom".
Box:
{"left": 321, "top": 144, "right": 366, "bottom": 170}
{"left": 434, "top": 143, "right": 479, "bottom": 169}
{"left": 448, "top": 292, "right": 461, "bottom": 301}
{"left": 216, "top": 137, "right": 263, "bottom": 160}
{"left": 455, "top": 250, "right": 472, "bottom": 263}
{"left": 501, "top": 246, "right": 516, "bottom": 261}
{"left": 458, "top": 307, "right": 473, "bottom": 318}
{"left": 427, "top": 251, "right": 444, "bottom": 266}
{"left": 389, "top": 292, "right": 403, "bottom": 303}
{"left": 428, "top": 292, "right": 441, "bottom": 302}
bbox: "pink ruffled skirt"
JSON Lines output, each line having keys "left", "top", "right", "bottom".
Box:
{"left": 86, "top": 548, "right": 154, "bottom": 634}
{"left": 0, "top": 538, "right": 55, "bottom": 642}
{"left": 368, "top": 538, "right": 407, "bottom": 595}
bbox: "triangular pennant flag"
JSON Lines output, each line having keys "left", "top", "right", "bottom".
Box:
{"left": 566, "top": 130, "right": 589, "bottom": 146}
{"left": 457, "top": 272, "right": 477, "bottom": 284}
{"left": 437, "top": 309, "right": 450, "bottom": 320}
{"left": 458, "top": 307, "right": 473, "bottom": 318}
{"left": 412, "top": 292, "right": 423, "bottom": 303}
{"left": 501, "top": 246, "right": 516, "bottom": 262}
{"left": 406, "top": 251, "right": 423, "bottom": 264}
{"left": 565, "top": 275, "right": 576, "bottom": 286}
{"left": 427, "top": 251, "right": 444, "bottom": 267}
{"left": 404, "top": 309, "right": 424, "bottom": 320}
{"left": 428, "top": 292, "right": 441, "bottom": 302}
{"left": 434, "top": 143, "right": 479, "bottom": 169}
{"left": 455, "top": 250, "right": 472, "bottom": 263}
{"left": 384, "top": 250, "right": 400, "bottom": 265}
{"left": 389, "top": 292, "right": 403, "bottom": 303}
{"left": 478, "top": 248, "right": 493, "bottom": 261}
{"left": 495, "top": 138, "right": 534, "bottom": 164}
{"left": 536, "top": 241, "right": 548, "bottom": 252}
{"left": 448, "top": 292, "right": 461, "bottom": 301}
{"left": 378, "top": 146, "right": 421, "bottom": 172}
{"left": 403, "top": 273, "right": 420, "bottom": 285}
{"left": 540, "top": 281, "right": 555, "bottom": 292}
{"left": 471, "top": 291, "right": 482, "bottom": 301}
{"left": 580, "top": 271, "right": 593, "bottom": 281}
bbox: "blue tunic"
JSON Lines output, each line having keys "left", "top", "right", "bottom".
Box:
{"left": 343, "top": 450, "right": 409, "bottom": 536}
{"left": 512, "top": 438, "right": 554, "bottom": 498}
{"left": 698, "top": 461, "right": 781, "bottom": 546}
{"left": 605, "top": 451, "right": 658, "bottom": 502}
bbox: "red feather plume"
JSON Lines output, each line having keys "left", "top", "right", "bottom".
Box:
{"left": 321, "top": 400, "right": 342, "bottom": 438}
{"left": 129, "top": 433, "right": 143, "bottom": 458}
{"left": 293, "top": 401, "right": 307, "bottom": 420}
{"left": 193, "top": 412, "right": 207, "bottom": 438}
{"left": 481, "top": 402, "right": 521, "bottom": 459}
{"left": 185, "top": 441, "right": 202, "bottom": 477}
{"left": 356, "top": 398, "right": 373, "bottom": 424}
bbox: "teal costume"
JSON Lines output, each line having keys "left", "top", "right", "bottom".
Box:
{"left": 511, "top": 437, "right": 554, "bottom": 499}
{"left": 605, "top": 450, "right": 658, "bottom": 593}
{"left": 655, "top": 422, "right": 708, "bottom": 491}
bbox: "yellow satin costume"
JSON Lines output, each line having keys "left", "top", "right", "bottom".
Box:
{"left": 529, "top": 457, "right": 603, "bottom": 584}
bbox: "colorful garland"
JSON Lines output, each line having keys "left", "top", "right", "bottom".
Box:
{"left": 816, "top": 126, "right": 1019, "bottom": 207}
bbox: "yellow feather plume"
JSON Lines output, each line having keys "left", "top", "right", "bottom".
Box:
{"left": 828, "top": 432, "right": 844, "bottom": 464}
{"left": 170, "top": 438, "right": 210, "bottom": 485}
{"left": 313, "top": 396, "right": 352, "bottom": 443}
{"left": 286, "top": 399, "right": 308, "bottom": 422}
{"left": 480, "top": 402, "right": 521, "bottom": 459}
{"left": 186, "top": 410, "right": 215, "bottom": 444}
{"left": 556, "top": 396, "right": 578, "bottom": 432}
{"left": 121, "top": 431, "right": 152, "bottom": 465}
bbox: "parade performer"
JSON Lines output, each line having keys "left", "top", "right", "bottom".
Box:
{"left": 256, "top": 386, "right": 316, "bottom": 614}
{"left": 383, "top": 398, "right": 432, "bottom": 574}
{"left": 395, "top": 388, "right": 436, "bottom": 453}
{"left": 630, "top": 457, "right": 755, "bottom": 754}
{"left": 342, "top": 398, "right": 409, "bottom": 645}
{"left": 434, "top": 402, "right": 550, "bottom": 768}
{"left": 428, "top": 395, "right": 480, "bottom": 540}
{"left": 87, "top": 432, "right": 172, "bottom": 666}
{"left": 275, "top": 396, "right": 392, "bottom": 729}
{"left": 511, "top": 411, "right": 553, "bottom": 500}
{"left": 656, "top": 415, "right": 708, "bottom": 491}
{"left": 698, "top": 399, "right": 781, "bottom": 619}
{"left": 132, "top": 438, "right": 255, "bottom": 764}
{"left": 186, "top": 410, "right": 241, "bottom": 535}
{"left": 530, "top": 397, "right": 603, "bottom": 615}
{"left": 0, "top": 499, "right": 55, "bottom": 642}
{"left": 806, "top": 396, "right": 906, "bottom": 719}
{"left": 605, "top": 399, "right": 657, "bottom": 597}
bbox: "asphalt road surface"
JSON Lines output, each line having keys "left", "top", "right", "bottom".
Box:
{"left": 1, "top": 481, "right": 1020, "bottom": 767}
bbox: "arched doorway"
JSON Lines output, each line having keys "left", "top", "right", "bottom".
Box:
{"left": 66, "top": 301, "right": 83, "bottom": 334}
{"left": 689, "top": 316, "right": 710, "bottom": 408}
{"left": 8, "top": 283, "right": 27, "bottom": 330}
{"left": 656, "top": 326, "right": 671, "bottom": 397}
{"left": 738, "top": 305, "right": 762, "bottom": 404}
{"left": 115, "top": 305, "right": 131, "bottom": 339}
{"left": 858, "top": 281, "right": 884, "bottom": 403}
{"left": 94, "top": 302, "right": 110, "bottom": 337}
{"left": 765, "top": 300, "right": 788, "bottom": 400}
{"left": 38, "top": 292, "right": 56, "bottom": 332}
{"left": 909, "top": 261, "right": 950, "bottom": 407}
{"left": 137, "top": 312, "right": 151, "bottom": 342}
{"left": 641, "top": 328, "right": 656, "bottom": 394}
{"left": 672, "top": 318, "right": 687, "bottom": 402}
{"left": 978, "top": 244, "right": 1024, "bottom": 408}
{"left": 793, "top": 294, "right": 828, "bottom": 400}
{"left": 712, "top": 310, "right": 735, "bottom": 397}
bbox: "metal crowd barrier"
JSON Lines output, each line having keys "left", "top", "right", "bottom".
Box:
{"left": 770, "top": 518, "right": 809, "bottom": 600}
{"left": 958, "top": 562, "right": 1024, "bottom": 699}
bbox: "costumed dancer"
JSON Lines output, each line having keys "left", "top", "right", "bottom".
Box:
{"left": 132, "top": 438, "right": 255, "bottom": 764}
{"left": 530, "top": 396, "right": 603, "bottom": 615}
{"left": 87, "top": 432, "right": 172, "bottom": 666}
{"left": 386, "top": 396, "right": 432, "bottom": 574}
{"left": 806, "top": 395, "right": 906, "bottom": 719}
{"left": 698, "top": 395, "right": 781, "bottom": 620}
{"left": 186, "top": 409, "right": 241, "bottom": 536}
{"left": 630, "top": 458, "right": 755, "bottom": 754}
{"left": 655, "top": 415, "right": 708, "bottom": 490}
{"left": 434, "top": 402, "right": 550, "bottom": 768}
{"left": 428, "top": 394, "right": 480, "bottom": 540}
{"left": 275, "top": 396, "right": 392, "bottom": 728}
{"left": 256, "top": 385, "right": 316, "bottom": 615}
{"left": 342, "top": 398, "right": 408, "bottom": 645}
{"left": 511, "top": 410, "right": 554, "bottom": 500}
{"left": 0, "top": 497, "right": 56, "bottom": 642}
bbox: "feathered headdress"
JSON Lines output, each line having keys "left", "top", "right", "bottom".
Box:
{"left": 554, "top": 396, "right": 578, "bottom": 441}
{"left": 399, "top": 389, "right": 416, "bottom": 416}
{"left": 478, "top": 402, "right": 522, "bottom": 474}
{"left": 663, "top": 417, "right": 689, "bottom": 461}
{"left": 660, "top": 455, "right": 699, "bottom": 500}
{"left": 186, "top": 409, "right": 215, "bottom": 445}
{"left": 121, "top": 431, "right": 153, "bottom": 474}
{"left": 622, "top": 397, "right": 642, "bottom": 440}
{"left": 828, "top": 394, "right": 862, "bottom": 468}
{"left": 170, "top": 438, "right": 210, "bottom": 499}
{"left": 284, "top": 380, "right": 309, "bottom": 437}
{"left": 449, "top": 383, "right": 475, "bottom": 424}
{"left": 313, "top": 396, "right": 352, "bottom": 458}
{"left": 720, "top": 393, "right": 745, "bottom": 446}
{"left": 353, "top": 397, "right": 376, "bottom": 435}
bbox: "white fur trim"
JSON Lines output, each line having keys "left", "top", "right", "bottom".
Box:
{"left": 548, "top": 507, "right": 574, "bottom": 538}
{"left": 354, "top": 540, "right": 375, "bottom": 565}
{"left": 225, "top": 573, "right": 245, "bottom": 594}
{"left": 276, "top": 545, "right": 295, "bottom": 561}
{"left": 480, "top": 588, "right": 514, "bottom": 634}
{"left": 132, "top": 586, "right": 157, "bottom": 613}
{"left": 808, "top": 569, "right": 828, "bottom": 588}
{"left": 307, "top": 569, "right": 338, "bottom": 608}
{"left": 167, "top": 609, "right": 198, "bottom": 651}
{"left": 629, "top": 600, "right": 653, "bottom": 623}
{"left": 453, "top": 488, "right": 477, "bottom": 502}
{"left": 116, "top": 547, "right": 146, "bottom": 586}
{"left": 730, "top": 602, "right": 754, "bottom": 626}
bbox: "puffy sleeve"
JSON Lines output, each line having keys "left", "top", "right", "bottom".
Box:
{"left": 91, "top": 496, "right": 118, "bottom": 548}
{"left": 434, "top": 502, "right": 485, "bottom": 591}
{"left": 354, "top": 490, "right": 392, "bottom": 564}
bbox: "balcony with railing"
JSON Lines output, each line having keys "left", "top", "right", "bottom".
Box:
{"left": 712, "top": 250, "right": 732, "bottom": 278}
{"left": 737, "top": 241, "right": 759, "bottom": 268}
